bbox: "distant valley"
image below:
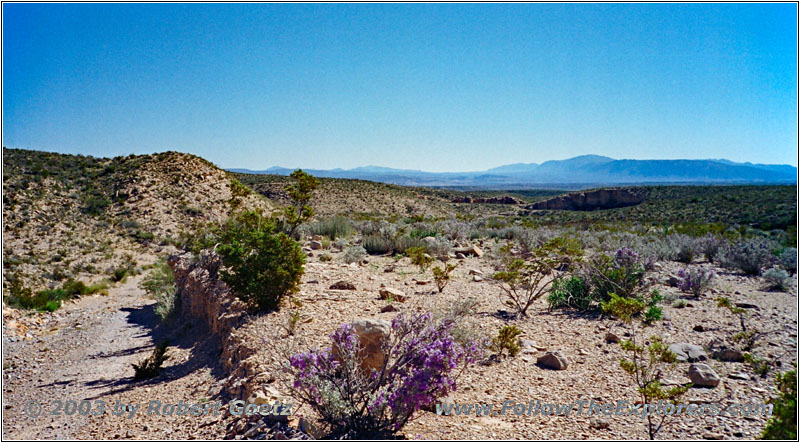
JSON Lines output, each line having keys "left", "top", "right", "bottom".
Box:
{"left": 230, "top": 155, "right": 797, "bottom": 188}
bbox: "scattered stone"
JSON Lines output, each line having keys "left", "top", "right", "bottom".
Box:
{"left": 519, "top": 339, "right": 538, "bottom": 354}
{"left": 709, "top": 340, "right": 745, "bottom": 362}
{"left": 379, "top": 287, "right": 407, "bottom": 302}
{"left": 728, "top": 372, "right": 750, "bottom": 381}
{"left": 590, "top": 417, "right": 610, "bottom": 430}
{"left": 604, "top": 332, "right": 620, "bottom": 343}
{"left": 473, "top": 275, "right": 483, "bottom": 282}
{"left": 536, "top": 351, "right": 569, "bottom": 370}
{"left": 702, "top": 432, "right": 725, "bottom": 440}
{"left": 735, "top": 302, "right": 760, "bottom": 311}
{"left": 688, "top": 363, "right": 720, "bottom": 388}
{"left": 455, "top": 245, "right": 483, "bottom": 257}
{"left": 455, "top": 253, "right": 467, "bottom": 260}
{"left": 668, "top": 343, "right": 708, "bottom": 363}
{"left": 468, "top": 269, "right": 483, "bottom": 276}
{"left": 329, "top": 281, "right": 356, "bottom": 290}
{"left": 309, "top": 240, "right": 323, "bottom": 250}
{"left": 380, "top": 305, "right": 397, "bottom": 313}
{"left": 693, "top": 325, "right": 704, "bottom": 332}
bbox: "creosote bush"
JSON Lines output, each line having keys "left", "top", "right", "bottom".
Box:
{"left": 491, "top": 325, "right": 523, "bottom": 357}
{"left": 406, "top": 246, "right": 433, "bottom": 272}
{"left": 289, "top": 313, "right": 482, "bottom": 438}
{"left": 216, "top": 211, "right": 306, "bottom": 312}
{"left": 432, "top": 262, "right": 457, "bottom": 293}
{"left": 132, "top": 341, "right": 170, "bottom": 381}
{"left": 601, "top": 293, "right": 689, "bottom": 440}
{"left": 761, "top": 367, "right": 797, "bottom": 440}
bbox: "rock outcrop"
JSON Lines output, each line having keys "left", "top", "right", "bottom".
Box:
{"left": 168, "top": 251, "right": 259, "bottom": 400}
{"left": 526, "top": 188, "right": 644, "bottom": 211}
{"left": 452, "top": 195, "right": 524, "bottom": 205}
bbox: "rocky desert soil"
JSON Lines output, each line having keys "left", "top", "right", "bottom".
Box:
{"left": 5, "top": 240, "right": 794, "bottom": 440}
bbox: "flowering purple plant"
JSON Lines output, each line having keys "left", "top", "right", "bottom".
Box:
{"left": 677, "top": 268, "right": 715, "bottom": 297}
{"left": 289, "top": 313, "right": 483, "bottom": 438}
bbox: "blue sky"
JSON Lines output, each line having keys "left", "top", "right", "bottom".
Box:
{"left": 3, "top": 3, "right": 797, "bottom": 171}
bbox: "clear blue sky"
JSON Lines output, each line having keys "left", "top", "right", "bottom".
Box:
{"left": 3, "top": 3, "right": 797, "bottom": 171}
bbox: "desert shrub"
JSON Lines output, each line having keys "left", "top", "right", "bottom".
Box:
{"left": 422, "top": 236, "right": 452, "bottom": 257}
{"left": 673, "top": 234, "right": 697, "bottom": 264}
{"left": 406, "top": 246, "right": 433, "bottom": 272}
{"left": 393, "top": 235, "right": 424, "bottom": 254}
{"left": 61, "top": 279, "right": 89, "bottom": 297}
{"left": 140, "top": 260, "right": 178, "bottom": 320}
{"left": 319, "top": 252, "right": 333, "bottom": 262}
{"left": 333, "top": 237, "right": 348, "bottom": 250}
{"left": 778, "top": 248, "right": 797, "bottom": 274}
{"left": 432, "top": 262, "right": 457, "bottom": 293}
{"left": 637, "top": 236, "right": 679, "bottom": 263}
{"left": 601, "top": 293, "right": 689, "bottom": 439}
{"left": 364, "top": 234, "right": 393, "bottom": 255}
{"left": 547, "top": 274, "right": 592, "bottom": 311}
{"left": 493, "top": 241, "right": 579, "bottom": 317}
{"left": 82, "top": 192, "right": 110, "bottom": 215}
{"left": 763, "top": 268, "right": 791, "bottom": 291}
{"left": 132, "top": 341, "right": 170, "bottom": 381}
{"left": 289, "top": 313, "right": 481, "bottom": 438}
{"left": 216, "top": 211, "right": 306, "bottom": 312}
{"left": 719, "top": 237, "right": 777, "bottom": 275}
{"left": 588, "top": 248, "right": 647, "bottom": 301}
{"left": 311, "top": 216, "right": 354, "bottom": 240}
{"left": 761, "top": 367, "right": 797, "bottom": 440}
{"left": 341, "top": 245, "right": 367, "bottom": 264}
{"left": 491, "top": 325, "right": 522, "bottom": 357}
{"left": 696, "top": 234, "right": 725, "bottom": 262}
{"left": 284, "top": 169, "right": 320, "bottom": 236}
{"left": 676, "top": 268, "right": 715, "bottom": 297}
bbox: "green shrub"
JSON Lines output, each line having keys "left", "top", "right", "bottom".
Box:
{"left": 491, "top": 325, "right": 523, "bottom": 357}
{"left": 311, "top": 216, "right": 354, "bottom": 240}
{"left": 132, "top": 341, "right": 170, "bottom": 381}
{"left": 761, "top": 367, "right": 797, "bottom": 440}
{"left": 140, "top": 260, "right": 178, "bottom": 321}
{"left": 432, "top": 262, "right": 457, "bottom": 293}
{"left": 284, "top": 170, "right": 319, "bottom": 236}
{"left": 364, "top": 234, "right": 393, "bottom": 255}
{"left": 406, "top": 246, "right": 433, "bottom": 272}
{"left": 217, "top": 211, "right": 306, "bottom": 312}
{"left": 547, "top": 275, "right": 592, "bottom": 311}
{"left": 588, "top": 248, "right": 646, "bottom": 302}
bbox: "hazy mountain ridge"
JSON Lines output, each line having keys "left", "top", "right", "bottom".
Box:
{"left": 231, "top": 155, "right": 796, "bottom": 188}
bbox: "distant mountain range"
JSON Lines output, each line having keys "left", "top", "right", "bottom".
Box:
{"left": 229, "top": 155, "right": 797, "bottom": 189}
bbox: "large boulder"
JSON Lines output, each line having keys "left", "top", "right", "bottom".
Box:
{"left": 688, "top": 363, "right": 720, "bottom": 388}
{"left": 348, "top": 319, "right": 391, "bottom": 372}
{"left": 668, "top": 343, "right": 708, "bottom": 363}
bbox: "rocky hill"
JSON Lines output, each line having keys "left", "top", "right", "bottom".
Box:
{"left": 2, "top": 148, "right": 272, "bottom": 291}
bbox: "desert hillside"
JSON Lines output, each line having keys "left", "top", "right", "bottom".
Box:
{"left": 2, "top": 148, "right": 272, "bottom": 292}
{"left": 2, "top": 148, "right": 797, "bottom": 441}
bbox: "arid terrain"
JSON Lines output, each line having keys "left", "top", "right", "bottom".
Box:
{"left": 2, "top": 148, "right": 797, "bottom": 440}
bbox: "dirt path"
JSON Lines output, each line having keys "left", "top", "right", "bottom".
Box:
{"left": 2, "top": 275, "right": 227, "bottom": 439}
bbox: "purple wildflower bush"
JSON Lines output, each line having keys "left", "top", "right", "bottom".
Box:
{"left": 677, "top": 267, "right": 715, "bottom": 297}
{"left": 289, "top": 313, "right": 483, "bottom": 438}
